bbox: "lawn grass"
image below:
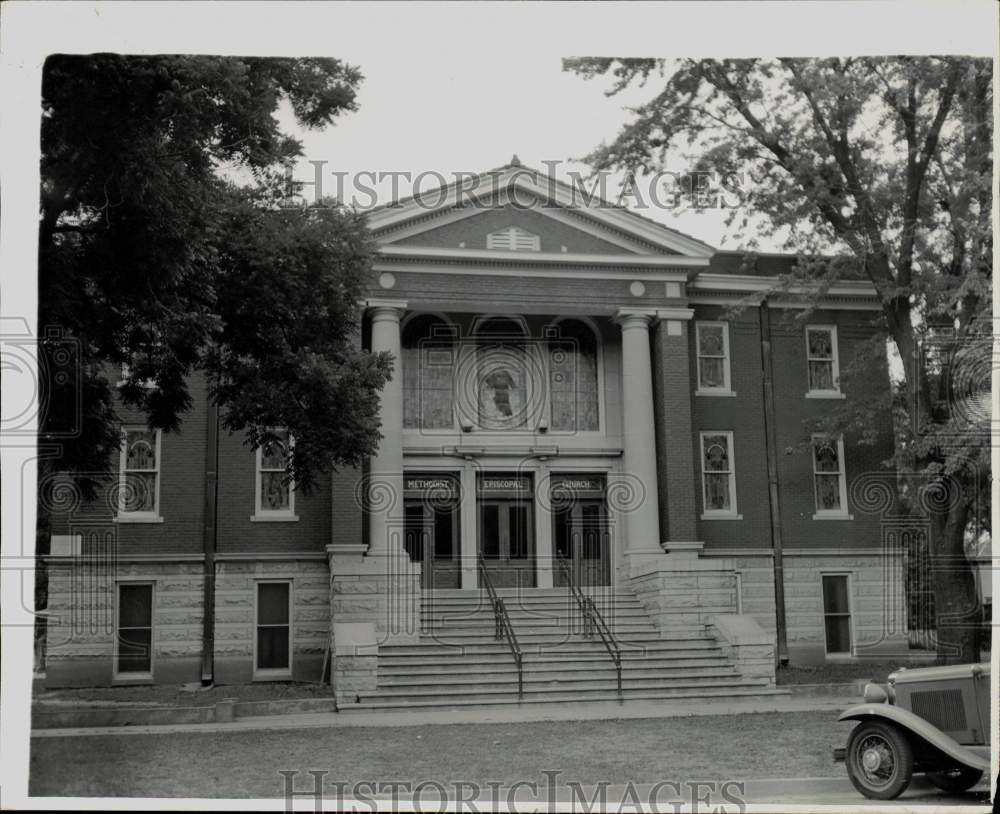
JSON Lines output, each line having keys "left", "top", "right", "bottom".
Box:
{"left": 775, "top": 658, "right": 936, "bottom": 685}
{"left": 33, "top": 681, "right": 334, "bottom": 708}
{"left": 30, "top": 711, "right": 851, "bottom": 798}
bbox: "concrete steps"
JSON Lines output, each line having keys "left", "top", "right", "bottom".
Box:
{"left": 341, "top": 587, "right": 779, "bottom": 711}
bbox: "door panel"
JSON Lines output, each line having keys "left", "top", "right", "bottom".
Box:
{"left": 553, "top": 501, "right": 610, "bottom": 587}
{"left": 479, "top": 500, "right": 535, "bottom": 588}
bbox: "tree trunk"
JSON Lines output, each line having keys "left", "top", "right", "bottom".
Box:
{"left": 929, "top": 495, "right": 981, "bottom": 664}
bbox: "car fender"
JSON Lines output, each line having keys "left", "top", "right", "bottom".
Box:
{"left": 839, "top": 704, "right": 988, "bottom": 772}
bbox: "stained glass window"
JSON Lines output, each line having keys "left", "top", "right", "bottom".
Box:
{"left": 548, "top": 319, "right": 599, "bottom": 431}
{"left": 120, "top": 428, "right": 159, "bottom": 515}
{"left": 696, "top": 322, "right": 730, "bottom": 391}
{"left": 402, "top": 315, "right": 455, "bottom": 430}
{"left": 257, "top": 429, "right": 293, "bottom": 514}
{"left": 701, "top": 432, "right": 735, "bottom": 513}
{"left": 806, "top": 326, "right": 839, "bottom": 392}
{"left": 813, "top": 437, "right": 846, "bottom": 512}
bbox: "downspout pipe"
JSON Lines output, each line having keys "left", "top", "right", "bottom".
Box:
{"left": 201, "top": 396, "right": 219, "bottom": 684}
{"left": 760, "top": 301, "right": 790, "bottom": 665}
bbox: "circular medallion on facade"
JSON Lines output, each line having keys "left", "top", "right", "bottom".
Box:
{"left": 629, "top": 281, "right": 646, "bottom": 297}
{"left": 378, "top": 272, "right": 396, "bottom": 289}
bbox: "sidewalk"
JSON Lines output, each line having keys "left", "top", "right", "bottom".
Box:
{"left": 32, "top": 692, "right": 853, "bottom": 737}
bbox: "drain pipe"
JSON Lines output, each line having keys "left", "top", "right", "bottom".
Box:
{"left": 201, "top": 396, "right": 219, "bottom": 684}
{"left": 759, "top": 301, "right": 789, "bottom": 665}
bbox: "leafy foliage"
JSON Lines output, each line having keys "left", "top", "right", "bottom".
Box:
{"left": 39, "top": 54, "right": 390, "bottom": 495}
{"left": 567, "top": 57, "right": 992, "bottom": 660}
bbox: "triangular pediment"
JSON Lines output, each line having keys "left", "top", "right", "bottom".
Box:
{"left": 368, "top": 163, "right": 716, "bottom": 260}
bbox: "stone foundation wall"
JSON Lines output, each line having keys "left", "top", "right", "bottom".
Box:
{"left": 214, "top": 557, "right": 330, "bottom": 684}
{"left": 628, "top": 547, "right": 738, "bottom": 629}
{"left": 45, "top": 558, "right": 204, "bottom": 687}
{"left": 713, "top": 549, "right": 910, "bottom": 664}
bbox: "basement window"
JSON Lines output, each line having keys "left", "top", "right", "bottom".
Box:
{"left": 115, "top": 582, "right": 154, "bottom": 678}
{"left": 255, "top": 581, "right": 292, "bottom": 678}
{"left": 822, "top": 574, "right": 854, "bottom": 656}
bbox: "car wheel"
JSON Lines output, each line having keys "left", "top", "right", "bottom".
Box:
{"left": 926, "top": 768, "right": 983, "bottom": 793}
{"left": 845, "top": 721, "right": 914, "bottom": 800}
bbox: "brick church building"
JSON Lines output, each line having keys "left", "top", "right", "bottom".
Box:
{"left": 42, "top": 160, "right": 906, "bottom": 707}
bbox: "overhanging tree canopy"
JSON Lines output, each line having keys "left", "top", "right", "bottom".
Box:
{"left": 565, "top": 56, "right": 992, "bottom": 662}
{"left": 39, "top": 54, "right": 391, "bottom": 496}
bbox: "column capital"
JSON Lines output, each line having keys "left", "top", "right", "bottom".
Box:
{"left": 613, "top": 308, "right": 658, "bottom": 329}
{"left": 365, "top": 298, "right": 408, "bottom": 321}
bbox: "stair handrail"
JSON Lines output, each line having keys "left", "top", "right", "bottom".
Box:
{"left": 555, "top": 554, "right": 622, "bottom": 695}
{"left": 477, "top": 555, "right": 524, "bottom": 698}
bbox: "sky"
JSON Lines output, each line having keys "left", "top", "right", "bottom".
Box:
{"left": 279, "top": 51, "right": 764, "bottom": 251}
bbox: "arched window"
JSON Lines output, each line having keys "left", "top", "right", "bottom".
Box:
{"left": 474, "top": 317, "right": 531, "bottom": 430}
{"left": 402, "top": 315, "right": 455, "bottom": 430}
{"left": 548, "top": 319, "right": 599, "bottom": 431}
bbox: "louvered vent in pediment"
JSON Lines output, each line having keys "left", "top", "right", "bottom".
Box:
{"left": 486, "top": 226, "right": 541, "bottom": 252}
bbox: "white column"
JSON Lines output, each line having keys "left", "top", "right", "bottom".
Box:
{"left": 459, "top": 462, "right": 478, "bottom": 589}
{"left": 614, "top": 309, "right": 662, "bottom": 555}
{"left": 368, "top": 301, "right": 407, "bottom": 555}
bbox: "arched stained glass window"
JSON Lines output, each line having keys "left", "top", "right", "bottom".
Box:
{"left": 402, "top": 315, "right": 455, "bottom": 430}
{"left": 548, "top": 319, "right": 599, "bottom": 431}
{"left": 474, "top": 317, "right": 530, "bottom": 430}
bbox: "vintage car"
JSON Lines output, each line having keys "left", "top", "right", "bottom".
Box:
{"left": 834, "top": 662, "right": 990, "bottom": 800}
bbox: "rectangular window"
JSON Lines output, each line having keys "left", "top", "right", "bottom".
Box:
{"left": 254, "top": 429, "right": 296, "bottom": 519}
{"left": 822, "top": 574, "right": 853, "bottom": 655}
{"left": 696, "top": 322, "right": 732, "bottom": 393}
{"left": 805, "top": 325, "right": 841, "bottom": 394}
{"left": 700, "top": 431, "right": 739, "bottom": 517}
{"left": 119, "top": 428, "right": 161, "bottom": 519}
{"left": 255, "top": 581, "right": 291, "bottom": 675}
{"left": 116, "top": 583, "right": 153, "bottom": 677}
{"left": 812, "top": 435, "right": 849, "bottom": 516}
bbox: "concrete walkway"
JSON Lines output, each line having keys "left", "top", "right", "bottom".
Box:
{"left": 32, "top": 693, "right": 851, "bottom": 737}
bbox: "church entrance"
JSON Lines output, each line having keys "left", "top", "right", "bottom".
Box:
{"left": 477, "top": 473, "right": 536, "bottom": 588}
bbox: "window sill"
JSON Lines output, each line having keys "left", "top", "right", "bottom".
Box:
{"left": 701, "top": 512, "right": 743, "bottom": 520}
{"left": 812, "top": 512, "right": 854, "bottom": 521}
{"left": 253, "top": 670, "right": 293, "bottom": 681}
{"left": 112, "top": 674, "right": 154, "bottom": 684}
{"left": 115, "top": 515, "right": 164, "bottom": 524}
{"left": 251, "top": 514, "right": 299, "bottom": 523}
{"left": 695, "top": 389, "right": 737, "bottom": 398}
{"left": 805, "top": 391, "right": 846, "bottom": 400}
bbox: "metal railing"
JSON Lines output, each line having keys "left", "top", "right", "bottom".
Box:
{"left": 556, "top": 554, "right": 622, "bottom": 695}
{"left": 477, "top": 555, "right": 524, "bottom": 697}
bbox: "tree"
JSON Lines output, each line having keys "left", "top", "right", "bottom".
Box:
{"left": 39, "top": 54, "right": 392, "bottom": 500}
{"left": 565, "top": 56, "right": 992, "bottom": 663}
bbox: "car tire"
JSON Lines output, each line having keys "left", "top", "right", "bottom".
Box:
{"left": 926, "top": 768, "right": 983, "bottom": 793}
{"left": 845, "top": 721, "right": 915, "bottom": 800}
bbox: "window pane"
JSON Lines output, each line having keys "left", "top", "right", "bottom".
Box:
{"left": 119, "top": 584, "right": 152, "bottom": 627}
{"left": 814, "top": 442, "right": 840, "bottom": 472}
{"left": 705, "top": 473, "right": 731, "bottom": 511}
{"left": 809, "top": 361, "right": 835, "bottom": 390}
{"left": 123, "top": 473, "right": 157, "bottom": 512}
{"left": 699, "top": 357, "right": 726, "bottom": 388}
{"left": 703, "top": 436, "right": 730, "bottom": 472}
{"left": 117, "top": 628, "right": 152, "bottom": 673}
{"left": 553, "top": 509, "right": 571, "bottom": 559}
{"left": 260, "top": 435, "right": 288, "bottom": 470}
{"left": 824, "top": 616, "right": 851, "bottom": 653}
{"left": 581, "top": 504, "right": 603, "bottom": 560}
{"left": 549, "top": 321, "right": 599, "bottom": 432}
{"left": 482, "top": 505, "right": 500, "bottom": 558}
{"left": 404, "top": 504, "right": 425, "bottom": 562}
{"left": 126, "top": 431, "right": 157, "bottom": 470}
{"left": 257, "top": 627, "right": 290, "bottom": 670}
{"left": 433, "top": 508, "right": 454, "bottom": 560}
{"left": 698, "top": 325, "right": 725, "bottom": 356}
{"left": 816, "top": 474, "right": 842, "bottom": 511}
{"left": 509, "top": 505, "right": 529, "bottom": 559}
{"left": 260, "top": 472, "right": 290, "bottom": 511}
{"left": 257, "top": 583, "right": 289, "bottom": 626}
{"left": 823, "top": 576, "right": 850, "bottom": 613}
{"left": 808, "top": 329, "right": 833, "bottom": 359}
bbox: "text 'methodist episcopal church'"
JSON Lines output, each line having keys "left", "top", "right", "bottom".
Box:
{"left": 43, "top": 160, "right": 911, "bottom": 707}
